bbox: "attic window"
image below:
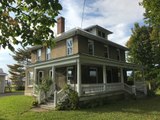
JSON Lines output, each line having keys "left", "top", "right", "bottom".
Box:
{"left": 98, "top": 30, "right": 106, "bottom": 38}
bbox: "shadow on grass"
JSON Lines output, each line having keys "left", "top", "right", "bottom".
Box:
{"left": 80, "top": 95, "right": 160, "bottom": 115}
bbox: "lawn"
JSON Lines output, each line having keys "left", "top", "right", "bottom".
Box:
{"left": 0, "top": 95, "right": 160, "bottom": 120}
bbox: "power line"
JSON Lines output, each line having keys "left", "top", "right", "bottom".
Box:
{"left": 81, "top": 0, "right": 86, "bottom": 28}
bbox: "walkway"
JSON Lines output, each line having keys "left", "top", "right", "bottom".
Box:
{"left": 0, "top": 91, "right": 24, "bottom": 97}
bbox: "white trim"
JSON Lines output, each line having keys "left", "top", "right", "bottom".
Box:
{"left": 28, "top": 54, "right": 79, "bottom": 68}
{"left": 88, "top": 40, "right": 94, "bottom": 55}
{"left": 66, "top": 38, "right": 73, "bottom": 56}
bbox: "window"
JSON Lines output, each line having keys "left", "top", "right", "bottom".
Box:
{"left": 49, "top": 70, "right": 52, "bottom": 78}
{"left": 38, "top": 71, "right": 44, "bottom": 84}
{"left": 98, "top": 30, "right": 105, "bottom": 38}
{"left": 28, "top": 72, "right": 33, "bottom": 86}
{"left": 89, "top": 67, "right": 98, "bottom": 83}
{"left": 104, "top": 45, "right": 109, "bottom": 58}
{"left": 88, "top": 40, "right": 94, "bottom": 55}
{"left": 67, "top": 67, "right": 74, "bottom": 84}
{"left": 66, "top": 38, "right": 73, "bottom": 55}
{"left": 116, "top": 49, "right": 120, "bottom": 60}
{"left": 46, "top": 47, "right": 51, "bottom": 60}
{"left": 37, "top": 49, "right": 41, "bottom": 61}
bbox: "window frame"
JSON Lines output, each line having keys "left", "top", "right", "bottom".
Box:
{"left": 46, "top": 47, "right": 51, "bottom": 60}
{"left": 37, "top": 49, "right": 41, "bottom": 61}
{"left": 88, "top": 40, "right": 94, "bottom": 55}
{"left": 116, "top": 49, "right": 121, "bottom": 61}
{"left": 104, "top": 45, "right": 109, "bottom": 58}
{"left": 67, "top": 67, "right": 74, "bottom": 84}
{"left": 28, "top": 71, "right": 33, "bottom": 86}
{"left": 37, "top": 71, "right": 44, "bottom": 84}
{"left": 89, "top": 67, "right": 98, "bottom": 83}
{"left": 66, "top": 38, "right": 73, "bottom": 56}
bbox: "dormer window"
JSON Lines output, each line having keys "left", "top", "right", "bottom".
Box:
{"left": 104, "top": 45, "right": 109, "bottom": 58}
{"left": 117, "top": 49, "right": 120, "bottom": 60}
{"left": 37, "top": 49, "right": 41, "bottom": 61}
{"left": 88, "top": 40, "right": 94, "bottom": 55}
{"left": 66, "top": 38, "right": 73, "bottom": 55}
{"left": 46, "top": 47, "right": 51, "bottom": 60}
{"left": 98, "top": 30, "right": 106, "bottom": 38}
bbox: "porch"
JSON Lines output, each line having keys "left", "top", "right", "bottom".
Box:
{"left": 25, "top": 54, "right": 147, "bottom": 106}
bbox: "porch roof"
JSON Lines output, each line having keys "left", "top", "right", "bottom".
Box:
{"left": 27, "top": 53, "right": 142, "bottom": 70}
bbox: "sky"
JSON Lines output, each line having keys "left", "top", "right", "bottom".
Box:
{"left": 0, "top": 0, "right": 145, "bottom": 75}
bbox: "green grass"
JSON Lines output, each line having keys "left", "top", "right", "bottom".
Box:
{"left": 1, "top": 95, "right": 160, "bottom": 120}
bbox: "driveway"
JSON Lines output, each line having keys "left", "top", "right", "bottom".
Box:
{"left": 0, "top": 91, "right": 24, "bottom": 97}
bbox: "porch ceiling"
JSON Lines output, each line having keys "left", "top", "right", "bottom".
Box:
{"left": 80, "top": 53, "right": 143, "bottom": 70}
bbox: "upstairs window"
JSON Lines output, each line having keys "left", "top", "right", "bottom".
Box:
{"left": 104, "top": 45, "right": 109, "bottom": 58}
{"left": 116, "top": 49, "right": 120, "bottom": 60}
{"left": 46, "top": 47, "right": 51, "bottom": 60}
{"left": 66, "top": 38, "right": 73, "bottom": 55}
{"left": 88, "top": 40, "right": 94, "bottom": 55}
{"left": 37, "top": 49, "right": 41, "bottom": 61}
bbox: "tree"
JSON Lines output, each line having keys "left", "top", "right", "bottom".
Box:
{"left": 7, "top": 48, "right": 31, "bottom": 90}
{"left": 141, "top": 0, "right": 160, "bottom": 26}
{"left": 126, "top": 23, "right": 153, "bottom": 70}
{"left": 126, "top": 23, "right": 160, "bottom": 91}
{"left": 0, "top": 0, "right": 62, "bottom": 51}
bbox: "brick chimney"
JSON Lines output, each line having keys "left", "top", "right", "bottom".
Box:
{"left": 57, "top": 17, "right": 65, "bottom": 34}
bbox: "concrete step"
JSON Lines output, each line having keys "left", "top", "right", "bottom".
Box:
{"left": 40, "top": 102, "right": 55, "bottom": 110}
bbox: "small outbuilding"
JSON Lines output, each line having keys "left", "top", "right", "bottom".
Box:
{"left": 0, "top": 68, "right": 7, "bottom": 93}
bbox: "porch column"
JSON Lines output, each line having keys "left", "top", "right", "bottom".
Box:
{"left": 103, "top": 65, "right": 107, "bottom": 91}
{"left": 120, "top": 68, "right": 124, "bottom": 83}
{"left": 52, "top": 66, "right": 55, "bottom": 91}
{"left": 33, "top": 68, "right": 37, "bottom": 95}
{"left": 133, "top": 69, "right": 135, "bottom": 84}
{"left": 77, "top": 59, "right": 81, "bottom": 96}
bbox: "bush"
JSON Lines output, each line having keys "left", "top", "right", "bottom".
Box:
{"left": 16, "top": 86, "right": 25, "bottom": 91}
{"left": 56, "top": 85, "right": 79, "bottom": 110}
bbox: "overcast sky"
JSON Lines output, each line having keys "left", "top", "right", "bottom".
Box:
{"left": 0, "top": 0, "right": 145, "bottom": 75}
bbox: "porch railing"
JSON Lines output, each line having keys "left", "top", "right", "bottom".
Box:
{"left": 124, "top": 83, "right": 136, "bottom": 95}
{"left": 135, "top": 81, "right": 147, "bottom": 95}
{"left": 81, "top": 83, "right": 124, "bottom": 95}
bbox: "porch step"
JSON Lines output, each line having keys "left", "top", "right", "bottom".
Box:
{"left": 136, "top": 91, "right": 146, "bottom": 99}
{"left": 40, "top": 102, "right": 55, "bottom": 110}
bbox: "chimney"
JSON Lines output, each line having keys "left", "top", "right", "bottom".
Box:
{"left": 57, "top": 17, "right": 65, "bottom": 34}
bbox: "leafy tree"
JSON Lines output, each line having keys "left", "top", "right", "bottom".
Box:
{"left": 127, "top": 23, "right": 160, "bottom": 91}
{"left": 126, "top": 23, "right": 153, "bottom": 71}
{"left": 7, "top": 48, "right": 31, "bottom": 90}
{"left": 0, "top": 0, "right": 62, "bottom": 51}
{"left": 141, "top": 0, "right": 160, "bottom": 26}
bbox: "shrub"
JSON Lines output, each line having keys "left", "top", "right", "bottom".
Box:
{"left": 56, "top": 85, "right": 79, "bottom": 110}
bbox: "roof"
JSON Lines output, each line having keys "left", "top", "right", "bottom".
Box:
{"left": 30, "top": 25, "right": 128, "bottom": 51}
{"left": 0, "top": 68, "right": 7, "bottom": 76}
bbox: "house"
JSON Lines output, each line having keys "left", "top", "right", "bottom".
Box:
{"left": 25, "top": 17, "right": 147, "bottom": 105}
{"left": 0, "top": 68, "right": 7, "bottom": 93}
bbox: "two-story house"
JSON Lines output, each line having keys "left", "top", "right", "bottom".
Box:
{"left": 25, "top": 17, "right": 147, "bottom": 104}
